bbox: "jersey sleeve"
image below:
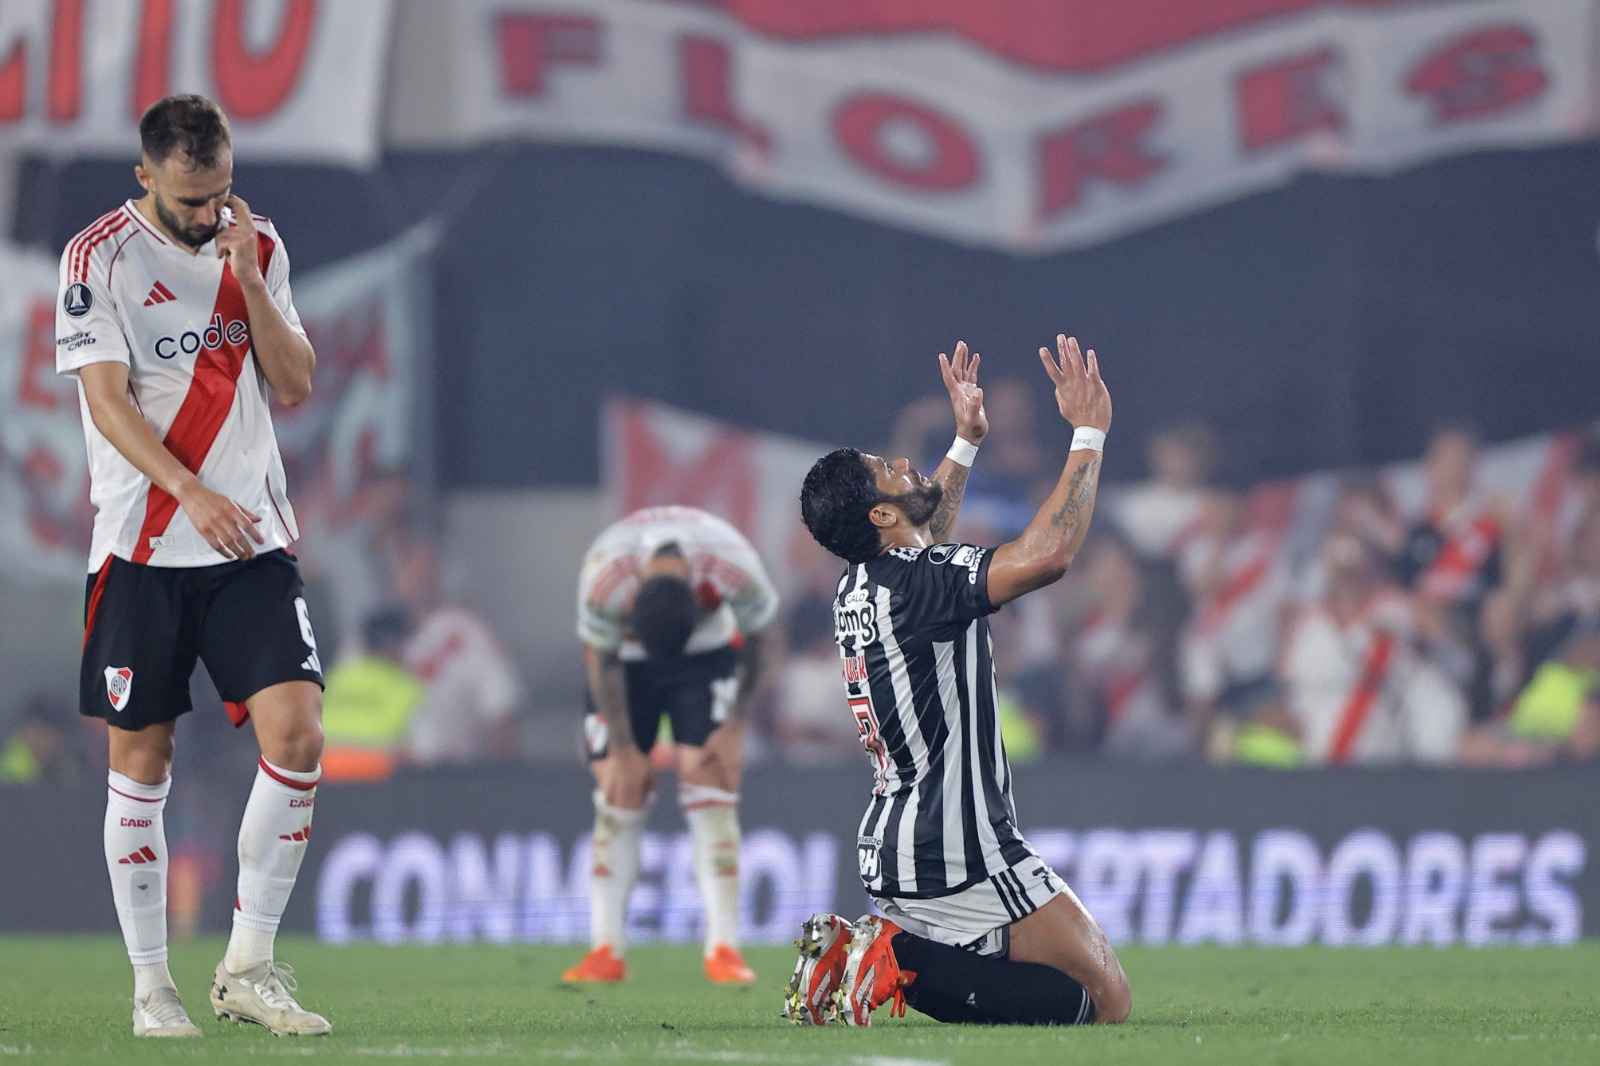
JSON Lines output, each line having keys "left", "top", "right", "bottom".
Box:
{"left": 262, "top": 226, "right": 307, "bottom": 337}
{"left": 576, "top": 549, "right": 627, "bottom": 651}
{"left": 55, "top": 243, "right": 130, "bottom": 376}
{"left": 906, "top": 543, "right": 998, "bottom": 624}
{"left": 718, "top": 529, "right": 781, "bottom": 636}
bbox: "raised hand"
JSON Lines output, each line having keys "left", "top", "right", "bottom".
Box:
{"left": 938, "top": 339, "right": 988, "bottom": 444}
{"left": 1037, "top": 333, "right": 1112, "bottom": 432}
{"left": 214, "top": 194, "right": 262, "bottom": 285}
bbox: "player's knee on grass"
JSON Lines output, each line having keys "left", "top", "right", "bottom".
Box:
{"left": 1096, "top": 967, "right": 1132, "bottom": 1024}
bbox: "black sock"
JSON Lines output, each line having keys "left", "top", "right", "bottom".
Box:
{"left": 890, "top": 931, "right": 1095, "bottom": 1026}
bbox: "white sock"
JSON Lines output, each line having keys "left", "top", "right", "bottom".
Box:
{"left": 589, "top": 791, "right": 646, "bottom": 956}
{"left": 223, "top": 757, "right": 319, "bottom": 974}
{"left": 105, "top": 770, "right": 174, "bottom": 998}
{"left": 682, "top": 784, "right": 741, "bottom": 955}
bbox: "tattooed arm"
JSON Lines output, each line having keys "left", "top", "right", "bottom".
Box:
{"left": 987, "top": 334, "right": 1112, "bottom": 607}
{"left": 927, "top": 340, "right": 986, "bottom": 541}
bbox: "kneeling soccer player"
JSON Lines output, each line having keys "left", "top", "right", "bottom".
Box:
{"left": 788, "top": 336, "right": 1131, "bottom": 1026}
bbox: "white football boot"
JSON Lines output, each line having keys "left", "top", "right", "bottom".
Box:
{"left": 210, "top": 960, "right": 332, "bottom": 1036}
{"left": 132, "top": 986, "right": 202, "bottom": 1037}
{"left": 783, "top": 913, "right": 855, "bottom": 1025}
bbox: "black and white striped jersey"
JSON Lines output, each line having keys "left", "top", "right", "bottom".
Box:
{"left": 833, "top": 542, "right": 1038, "bottom": 899}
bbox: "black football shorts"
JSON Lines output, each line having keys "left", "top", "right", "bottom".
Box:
{"left": 584, "top": 645, "right": 740, "bottom": 759}
{"left": 80, "top": 549, "right": 326, "bottom": 731}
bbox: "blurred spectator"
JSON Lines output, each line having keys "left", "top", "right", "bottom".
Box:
{"left": 891, "top": 377, "right": 1049, "bottom": 538}
{"left": 0, "top": 695, "right": 81, "bottom": 785}
{"left": 1056, "top": 532, "right": 1190, "bottom": 758}
{"left": 1178, "top": 486, "right": 1293, "bottom": 735}
{"left": 1111, "top": 421, "right": 1220, "bottom": 562}
{"left": 1280, "top": 533, "right": 1465, "bottom": 764}
{"left": 1394, "top": 423, "right": 1510, "bottom": 714}
{"left": 321, "top": 606, "right": 424, "bottom": 782}
{"left": 772, "top": 592, "right": 866, "bottom": 764}
{"left": 388, "top": 528, "right": 525, "bottom": 764}
{"left": 1462, "top": 622, "right": 1600, "bottom": 767}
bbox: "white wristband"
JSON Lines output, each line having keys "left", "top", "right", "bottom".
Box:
{"left": 1070, "top": 426, "right": 1107, "bottom": 453}
{"left": 946, "top": 435, "right": 980, "bottom": 468}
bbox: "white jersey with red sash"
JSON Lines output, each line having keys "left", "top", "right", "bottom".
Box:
{"left": 55, "top": 200, "right": 304, "bottom": 572}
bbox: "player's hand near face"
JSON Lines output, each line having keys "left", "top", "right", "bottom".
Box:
{"left": 176, "top": 478, "right": 264, "bottom": 560}
{"left": 599, "top": 743, "right": 652, "bottom": 809}
{"left": 215, "top": 194, "right": 262, "bottom": 285}
{"left": 1038, "top": 333, "right": 1112, "bottom": 432}
{"left": 939, "top": 340, "right": 987, "bottom": 444}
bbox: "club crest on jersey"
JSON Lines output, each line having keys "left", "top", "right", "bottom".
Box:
{"left": 105, "top": 667, "right": 133, "bottom": 711}
{"left": 64, "top": 283, "right": 93, "bottom": 318}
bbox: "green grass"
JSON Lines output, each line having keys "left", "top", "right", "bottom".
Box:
{"left": 0, "top": 938, "right": 1596, "bottom": 1065}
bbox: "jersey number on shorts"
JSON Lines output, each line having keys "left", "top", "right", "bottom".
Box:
{"left": 709, "top": 676, "right": 739, "bottom": 725}
{"left": 294, "top": 597, "right": 323, "bottom": 676}
{"left": 849, "top": 693, "right": 891, "bottom": 795}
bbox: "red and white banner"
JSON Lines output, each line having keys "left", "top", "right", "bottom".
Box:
{"left": 0, "top": 222, "right": 436, "bottom": 582}
{"left": 0, "top": 0, "right": 394, "bottom": 165}
{"left": 0, "top": 2, "right": 1591, "bottom": 249}
{"left": 390, "top": 0, "right": 1597, "bottom": 251}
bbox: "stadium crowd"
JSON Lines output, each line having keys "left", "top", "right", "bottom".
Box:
{"left": 6, "top": 412, "right": 1599, "bottom": 783}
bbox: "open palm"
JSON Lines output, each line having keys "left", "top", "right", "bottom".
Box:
{"left": 938, "top": 340, "right": 988, "bottom": 444}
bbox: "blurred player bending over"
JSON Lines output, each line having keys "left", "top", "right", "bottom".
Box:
{"left": 791, "top": 336, "right": 1132, "bottom": 1027}
{"left": 565, "top": 506, "right": 780, "bottom": 984}
{"left": 56, "top": 95, "right": 329, "bottom": 1037}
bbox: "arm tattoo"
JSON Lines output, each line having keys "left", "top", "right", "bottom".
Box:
{"left": 930, "top": 464, "right": 970, "bottom": 541}
{"left": 1049, "top": 455, "right": 1101, "bottom": 531}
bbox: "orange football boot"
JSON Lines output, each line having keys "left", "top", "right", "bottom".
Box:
{"left": 835, "top": 916, "right": 915, "bottom": 1026}
{"left": 561, "top": 945, "right": 626, "bottom": 983}
{"left": 704, "top": 944, "right": 757, "bottom": 985}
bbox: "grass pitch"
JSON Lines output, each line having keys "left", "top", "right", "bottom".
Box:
{"left": 0, "top": 937, "right": 1595, "bottom": 1065}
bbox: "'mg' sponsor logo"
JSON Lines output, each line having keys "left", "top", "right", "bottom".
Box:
{"left": 155, "top": 313, "right": 249, "bottom": 360}
{"left": 834, "top": 589, "right": 879, "bottom": 648}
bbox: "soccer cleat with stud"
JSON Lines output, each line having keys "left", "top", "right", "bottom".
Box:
{"left": 562, "top": 945, "right": 627, "bottom": 983}
{"left": 210, "top": 960, "right": 331, "bottom": 1036}
{"left": 783, "top": 913, "right": 854, "bottom": 1025}
{"left": 834, "top": 915, "right": 914, "bottom": 1027}
{"left": 132, "top": 986, "right": 202, "bottom": 1037}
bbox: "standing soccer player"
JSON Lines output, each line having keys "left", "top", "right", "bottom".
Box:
{"left": 565, "top": 506, "right": 779, "bottom": 985}
{"left": 56, "top": 95, "right": 330, "bottom": 1037}
{"left": 790, "top": 336, "right": 1132, "bottom": 1026}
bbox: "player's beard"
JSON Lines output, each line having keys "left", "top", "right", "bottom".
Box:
{"left": 155, "top": 194, "right": 222, "bottom": 249}
{"left": 885, "top": 482, "right": 943, "bottom": 528}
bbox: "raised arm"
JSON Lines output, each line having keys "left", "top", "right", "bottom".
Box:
{"left": 927, "top": 340, "right": 988, "bottom": 542}
{"left": 216, "top": 195, "right": 315, "bottom": 406}
{"left": 986, "top": 334, "right": 1112, "bottom": 607}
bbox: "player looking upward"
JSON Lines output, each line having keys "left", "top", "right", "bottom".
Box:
{"left": 789, "top": 336, "right": 1132, "bottom": 1027}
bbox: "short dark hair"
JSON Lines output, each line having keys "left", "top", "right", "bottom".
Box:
{"left": 632, "top": 575, "right": 699, "bottom": 659}
{"left": 800, "top": 448, "right": 883, "bottom": 564}
{"left": 140, "top": 95, "right": 231, "bottom": 169}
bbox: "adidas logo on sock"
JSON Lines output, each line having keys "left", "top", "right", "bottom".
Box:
{"left": 118, "top": 846, "right": 158, "bottom": 865}
{"left": 142, "top": 281, "right": 176, "bottom": 307}
{"left": 278, "top": 825, "right": 313, "bottom": 843}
